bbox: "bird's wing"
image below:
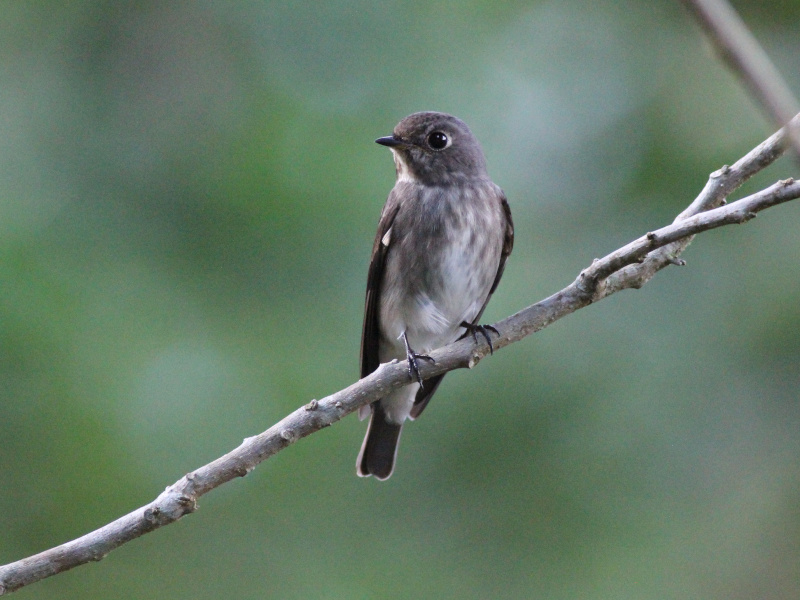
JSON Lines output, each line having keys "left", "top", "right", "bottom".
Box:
{"left": 410, "top": 190, "right": 514, "bottom": 420}
{"left": 360, "top": 191, "right": 402, "bottom": 379}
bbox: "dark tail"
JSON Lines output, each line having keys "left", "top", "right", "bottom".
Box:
{"left": 356, "top": 403, "right": 403, "bottom": 480}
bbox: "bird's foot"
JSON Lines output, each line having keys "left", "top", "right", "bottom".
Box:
{"left": 401, "top": 332, "right": 435, "bottom": 388}
{"left": 460, "top": 321, "right": 499, "bottom": 355}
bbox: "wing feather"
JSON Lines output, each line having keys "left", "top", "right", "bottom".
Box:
{"left": 360, "top": 193, "right": 402, "bottom": 379}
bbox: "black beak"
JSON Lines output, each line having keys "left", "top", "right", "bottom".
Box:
{"left": 375, "top": 135, "right": 408, "bottom": 148}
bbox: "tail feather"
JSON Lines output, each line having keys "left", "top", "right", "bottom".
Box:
{"left": 356, "top": 403, "right": 403, "bottom": 480}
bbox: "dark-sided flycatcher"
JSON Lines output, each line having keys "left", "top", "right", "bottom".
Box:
{"left": 357, "top": 112, "right": 514, "bottom": 480}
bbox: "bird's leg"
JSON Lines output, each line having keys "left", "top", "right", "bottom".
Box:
{"left": 460, "top": 321, "right": 500, "bottom": 355}
{"left": 401, "top": 331, "right": 435, "bottom": 388}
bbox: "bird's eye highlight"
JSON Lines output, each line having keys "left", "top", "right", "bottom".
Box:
{"left": 427, "top": 131, "right": 450, "bottom": 150}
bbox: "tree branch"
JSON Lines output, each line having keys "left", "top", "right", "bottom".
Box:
{"left": 679, "top": 0, "right": 800, "bottom": 159}
{"left": 1, "top": 114, "right": 799, "bottom": 595}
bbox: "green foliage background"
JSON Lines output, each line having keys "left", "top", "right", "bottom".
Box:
{"left": 2, "top": 1, "right": 800, "bottom": 598}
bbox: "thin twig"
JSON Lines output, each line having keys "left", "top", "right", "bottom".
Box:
{"left": 679, "top": 0, "right": 800, "bottom": 159}
{"left": 1, "top": 116, "right": 799, "bottom": 595}
{"left": 596, "top": 110, "right": 800, "bottom": 299}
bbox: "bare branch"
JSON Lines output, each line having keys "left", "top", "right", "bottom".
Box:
{"left": 1, "top": 113, "right": 799, "bottom": 595}
{"left": 679, "top": 0, "right": 800, "bottom": 158}
{"left": 596, "top": 110, "right": 800, "bottom": 298}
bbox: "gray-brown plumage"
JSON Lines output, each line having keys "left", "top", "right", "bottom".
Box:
{"left": 357, "top": 112, "right": 514, "bottom": 480}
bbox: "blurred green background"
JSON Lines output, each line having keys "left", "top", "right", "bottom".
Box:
{"left": 2, "top": 1, "right": 800, "bottom": 598}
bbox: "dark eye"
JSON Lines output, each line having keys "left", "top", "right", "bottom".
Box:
{"left": 427, "top": 131, "right": 449, "bottom": 150}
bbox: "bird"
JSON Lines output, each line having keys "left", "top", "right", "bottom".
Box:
{"left": 356, "top": 111, "right": 514, "bottom": 480}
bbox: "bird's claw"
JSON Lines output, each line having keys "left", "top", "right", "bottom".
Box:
{"left": 407, "top": 352, "right": 435, "bottom": 388}
{"left": 401, "top": 331, "right": 435, "bottom": 388}
{"left": 460, "top": 321, "right": 499, "bottom": 355}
